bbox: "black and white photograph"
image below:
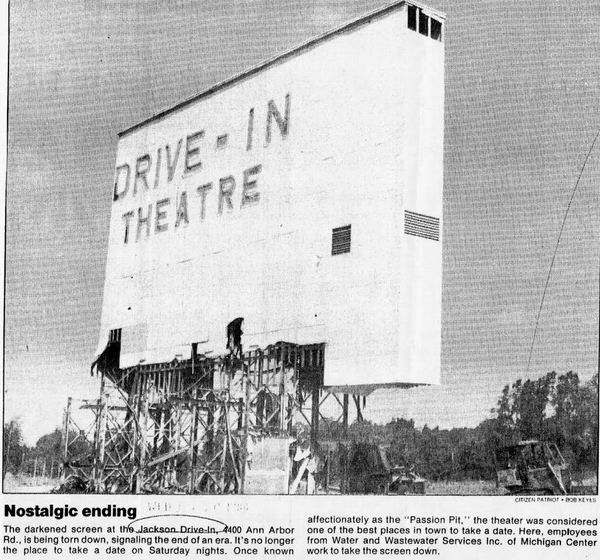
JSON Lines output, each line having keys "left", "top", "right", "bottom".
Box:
{"left": 3, "top": 0, "right": 599, "bottom": 506}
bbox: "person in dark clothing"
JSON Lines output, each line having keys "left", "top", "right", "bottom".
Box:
{"left": 226, "top": 317, "right": 244, "bottom": 359}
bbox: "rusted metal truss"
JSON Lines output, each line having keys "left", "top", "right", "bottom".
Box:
{"left": 62, "top": 342, "right": 351, "bottom": 494}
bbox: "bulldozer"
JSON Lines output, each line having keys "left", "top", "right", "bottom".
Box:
{"left": 347, "top": 443, "right": 426, "bottom": 495}
{"left": 495, "top": 440, "right": 573, "bottom": 495}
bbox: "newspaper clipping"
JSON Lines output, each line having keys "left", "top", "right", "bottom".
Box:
{"left": 2, "top": 1, "right": 599, "bottom": 559}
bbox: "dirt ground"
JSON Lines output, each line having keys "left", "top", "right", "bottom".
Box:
{"left": 3, "top": 472, "right": 59, "bottom": 493}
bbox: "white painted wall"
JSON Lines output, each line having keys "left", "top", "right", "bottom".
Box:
{"left": 97, "top": 3, "right": 445, "bottom": 388}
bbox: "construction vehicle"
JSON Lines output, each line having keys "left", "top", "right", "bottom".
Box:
{"left": 348, "top": 443, "right": 426, "bottom": 495}
{"left": 495, "top": 440, "right": 574, "bottom": 495}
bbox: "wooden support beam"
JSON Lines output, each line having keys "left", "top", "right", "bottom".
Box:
{"left": 343, "top": 394, "right": 349, "bottom": 435}
{"left": 289, "top": 457, "right": 310, "bottom": 495}
{"left": 342, "top": 393, "right": 350, "bottom": 494}
{"left": 310, "top": 377, "right": 320, "bottom": 460}
{"left": 240, "top": 365, "right": 251, "bottom": 494}
{"left": 188, "top": 386, "right": 199, "bottom": 493}
{"left": 135, "top": 396, "right": 149, "bottom": 493}
{"left": 61, "top": 397, "right": 72, "bottom": 482}
{"left": 147, "top": 445, "right": 190, "bottom": 467}
{"left": 353, "top": 394, "right": 363, "bottom": 422}
{"left": 93, "top": 392, "right": 108, "bottom": 492}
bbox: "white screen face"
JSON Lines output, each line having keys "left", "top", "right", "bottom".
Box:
{"left": 99, "top": 9, "right": 444, "bottom": 387}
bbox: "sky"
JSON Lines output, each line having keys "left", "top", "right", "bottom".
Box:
{"left": 4, "top": 0, "right": 600, "bottom": 445}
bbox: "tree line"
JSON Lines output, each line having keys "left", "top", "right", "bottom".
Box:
{"left": 321, "top": 370, "right": 598, "bottom": 481}
{"left": 3, "top": 423, "right": 90, "bottom": 480}
{"left": 3, "top": 370, "right": 598, "bottom": 483}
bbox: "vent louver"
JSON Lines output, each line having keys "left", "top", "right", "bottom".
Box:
{"left": 331, "top": 225, "right": 351, "bottom": 255}
{"left": 404, "top": 211, "right": 439, "bottom": 241}
{"left": 109, "top": 328, "right": 122, "bottom": 343}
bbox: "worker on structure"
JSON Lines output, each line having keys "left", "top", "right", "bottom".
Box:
{"left": 226, "top": 317, "right": 244, "bottom": 360}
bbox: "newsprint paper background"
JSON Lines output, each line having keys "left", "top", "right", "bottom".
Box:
{"left": 1, "top": 1, "right": 599, "bottom": 559}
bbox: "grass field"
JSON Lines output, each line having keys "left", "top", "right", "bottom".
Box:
{"left": 3, "top": 472, "right": 595, "bottom": 495}
{"left": 427, "top": 474, "right": 598, "bottom": 495}
{"left": 427, "top": 480, "right": 506, "bottom": 495}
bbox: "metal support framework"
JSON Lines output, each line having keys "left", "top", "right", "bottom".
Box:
{"left": 62, "top": 342, "right": 360, "bottom": 494}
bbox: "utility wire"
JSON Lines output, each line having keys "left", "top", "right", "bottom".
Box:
{"left": 525, "top": 127, "right": 600, "bottom": 375}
